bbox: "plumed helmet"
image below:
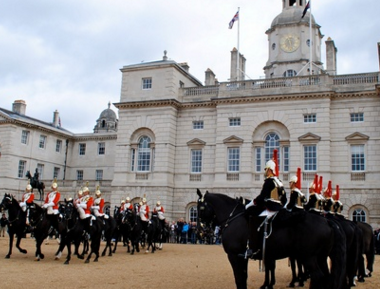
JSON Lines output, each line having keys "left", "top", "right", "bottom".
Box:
{"left": 289, "top": 175, "right": 298, "bottom": 184}
{"left": 26, "top": 184, "right": 32, "bottom": 191}
{"left": 121, "top": 199, "right": 125, "bottom": 204}
{"left": 156, "top": 201, "right": 161, "bottom": 206}
{"left": 265, "top": 159, "right": 276, "bottom": 172}
{"left": 78, "top": 190, "right": 83, "bottom": 197}
{"left": 82, "top": 187, "right": 89, "bottom": 193}
{"left": 95, "top": 190, "right": 101, "bottom": 197}
{"left": 51, "top": 182, "right": 58, "bottom": 189}
{"left": 309, "top": 182, "right": 315, "bottom": 189}
{"left": 126, "top": 197, "right": 130, "bottom": 202}
{"left": 142, "top": 198, "right": 147, "bottom": 203}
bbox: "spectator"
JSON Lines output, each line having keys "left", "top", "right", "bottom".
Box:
{"left": 169, "top": 221, "right": 176, "bottom": 243}
{"left": 214, "top": 225, "right": 221, "bottom": 245}
{"left": 0, "top": 213, "right": 8, "bottom": 237}
{"left": 190, "top": 221, "right": 197, "bottom": 244}
{"left": 176, "top": 218, "right": 184, "bottom": 244}
{"left": 181, "top": 221, "right": 189, "bottom": 244}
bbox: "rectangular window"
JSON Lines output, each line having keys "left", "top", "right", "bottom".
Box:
{"left": 283, "top": 146, "right": 289, "bottom": 172}
{"left": 79, "top": 143, "right": 86, "bottom": 155}
{"left": 131, "top": 149, "right": 136, "bottom": 171}
{"left": 192, "top": 121, "right": 204, "bottom": 130}
{"left": 350, "top": 113, "right": 364, "bottom": 122}
{"left": 304, "top": 114, "right": 316, "bottom": 123}
{"left": 98, "top": 142, "right": 105, "bottom": 155}
{"left": 96, "top": 170, "right": 103, "bottom": 181}
{"left": 255, "top": 147, "right": 262, "bottom": 172}
{"left": 21, "top": 130, "right": 29, "bottom": 144}
{"left": 142, "top": 77, "right": 152, "bottom": 90}
{"left": 39, "top": 135, "right": 47, "bottom": 149}
{"left": 228, "top": 147, "right": 240, "bottom": 172}
{"left": 191, "top": 149, "right": 202, "bottom": 173}
{"left": 18, "top": 160, "right": 26, "bottom": 178}
{"left": 138, "top": 149, "right": 151, "bottom": 171}
{"left": 53, "top": 167, "right": 60, "bottom": 179}
{"left": 56, "top": 139, "right": 62, "bottom": 152}
{"left": 77, "top": 170, "right": 83, "bottom": 181}
{"left": 37, "top": 163, "right": 44, "bottom": 179}
{"left": 229, "top": 117, "right": 241, "bottom": 127}
{"left": 304, "top": 145, "right": 317, "bottom": 171}
{"left": 351, "top": 145, "right": 365, "bottom": 171}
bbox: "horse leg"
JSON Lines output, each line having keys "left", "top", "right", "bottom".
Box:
{"left": 297, "top": 259, "right": 305, "bottom": 287}
{"left": 5, "top": 233, "right": 15, "bottom": 258}
{"left": 305, "top": 257, "right": 325, "bottom": 289}
{"left": 227, "top": 253, "right": 248, "bottom": 289}
{"left": 15, "top": 233, "right": 27, "bottom": 255}
{"left": 288, "top": 258, "right": 297, "bottom": 288}
{"left": 34, "top": 237, "right": 45, "bottom": 261}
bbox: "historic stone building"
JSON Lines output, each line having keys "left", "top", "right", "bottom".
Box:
{"left": 1, "top": 0, "right": 380, "bottom": 226}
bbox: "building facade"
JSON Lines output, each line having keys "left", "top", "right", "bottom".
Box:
{"left": 1, "top": 0, "right": 380, "bottom": 226}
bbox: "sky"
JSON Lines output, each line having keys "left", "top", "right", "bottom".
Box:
{"left": 0, "top": 0, "right": 379, "bottom": 133}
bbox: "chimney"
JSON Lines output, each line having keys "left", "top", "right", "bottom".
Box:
{"left": 179, "top": 62, "right": 190, "bottom": 73}
{"left": 230, "top": 48, "right": 246, "bottom": 81}
{"left": 205, "top": 68, "right": 216, "bottom": 86}
{"left": 12, "top": 100, "right": 26, "bottom": 115}
{"left": 325, "top": 37, "right": 338, "bottom": 75}
{"left": 53, "top": 110, "right": 60, "bottom": 127}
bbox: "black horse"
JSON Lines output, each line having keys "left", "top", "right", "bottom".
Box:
{"left": 112, "top": 206, "right": 130, "bottom": 253}
{"left": 100, "top": 215, "right": 117, "bottom": 257}
{"left": 28, "top": 203, "right": 67, "bottom": 261}
{"left": 123, "top": 208, "right": 143, "bottom": 255}
{"left": 25, "top": 170, "right": 45, "bottom": 200}
{"left": 196, "top": 189, "right": 347, "bottom": 289}
{"left": 145, "top": 212, "right": 163, "bottom": 253}
{"left": 355, "top": 221, "right": 376, "bottom": 281}
{"left": 0, "top": 193, "right": 28, "bottom": 258}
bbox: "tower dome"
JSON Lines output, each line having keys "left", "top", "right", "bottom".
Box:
{"left": 94, "top": 102, "right": 118, "bottom": 133}
{"left": 271, "top": 7, "right": 315, "bottom": 28}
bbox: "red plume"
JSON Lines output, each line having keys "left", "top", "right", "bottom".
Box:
{"left": 326, "top": 180, "right": 332, "bottom": 198}
{"left": 273, "top": 149, "right": 279, "bottom": 176}
{"left": 296, "top": 168, "right": 302, "bottom": 190}
{"left": 336, "top": 185, "right": 340, "bottom": 200}
{"left": 318, "top": 176, "right": 323, "bottom": 194}
{"left": 312, "top": 174, "right": 318, "bottom": 191}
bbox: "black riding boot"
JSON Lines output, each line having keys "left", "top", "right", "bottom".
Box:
{"left": 238, "top": 214, "right": 263, "bottom": 259}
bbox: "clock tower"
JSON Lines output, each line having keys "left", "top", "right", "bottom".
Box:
{"left": 264, "top": 0, "right": 324, "bottom": 78}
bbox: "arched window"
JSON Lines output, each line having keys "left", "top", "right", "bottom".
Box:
{"left": 188, "top": 205, "right": 198, "bottom": 223}
{"left": 101, "top": 120, "right": 106, "bottom": 128}
{"left": 265, "top": 133, "right": 280, "bottom": 162}
{"left": 283, "top": 70, "right": 297, "bottom": 77}
{"left": 137, "top": 136, "right": 151, "bottom": 172}
{"left": 352, "top": 208, "right": 366, "bottom": 222}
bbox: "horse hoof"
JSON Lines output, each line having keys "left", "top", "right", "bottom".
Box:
{"left": 21, "top": 249, "right": 28, "bottom": 254}
{"left": 5, "top": 255, "right": 10, "bottom": 259}
{"left": 108, "top": 253, "right": 112, "bottom": 257}
{"left": 145, "top": 250, "right": 149, "bottom": 253}
{"left": 64, "top": 261, "right": 69, "bottom": 265}
{"left": 101, "top": 253, "right": 105, "bottom": 257}
{"left": 35, "top": 257, "right": 40, "bottom": 261}
{"left": 85, "top": 260, "right": 90, "bottom": 264}
{"left": 77, "top": 255, "right": 84, "bottom": 260}
{"left": 94, "top": 259, "right": 98, "bottom": 262}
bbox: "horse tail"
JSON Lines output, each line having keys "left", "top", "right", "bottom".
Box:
{"left": 327, "top": 219, "right": 347, "bottom": 289}
{"left": 366, "top": 225, "right": 376, "bottom": 273}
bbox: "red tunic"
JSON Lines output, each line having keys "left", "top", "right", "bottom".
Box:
{"left": 44, "top": 191, "right": 61, "bottom": 210}
{"left": 22, "top": 192, "right": 34, "bottom": 204}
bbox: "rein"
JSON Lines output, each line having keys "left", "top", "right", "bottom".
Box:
{"left": 219, "top": 203, "right": 246, "bottom": 231}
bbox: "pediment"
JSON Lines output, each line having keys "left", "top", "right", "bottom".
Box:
{"left": 298, "top": 132, "right": 321, "bottom": 143}
{"left": 223, "top": 135, "right": 244, "bottom": 144}
{"left": 345, "top": 132, "right": 369, "bottom": 142}
{"left": 187, "top": 138, "right": 206, "bottom": 147}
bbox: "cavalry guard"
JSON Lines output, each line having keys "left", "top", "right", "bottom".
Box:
{"left": 322, "top": 181, "right": 334, "bottom": 215}
{"left": 333, "top": 185, "right": 344, "bottom": 216}
{"left": 241, "top": 150, "right": 287, "bottom": 259}
{"left": 139, "top": 197, "right": 151, "bottom": 230}
{"left": 119, "top": 200, "right": 126, "bottom": 213}
{"left": 153, "top": 200, "right": 166, "bottom": 227}
{"left": 76, "top": 185, "right": 95, "bottom": 230}
{"left": 286, "top": 168, "right": 306, "bottom": 212}
{"left": 75, "top": 189, "right": 83, "bottom": 205}
{"left": 92, "top": 186, "right": 109, "bottom": 219}
{"left": 42, "top": 179, "right": 61, "bottom": 232}
{"left": 304, "top": 175, "right": 325, "bottom": 213}
{"left": 123, "top": 197, "right": 134, "bottom": 211}
{"left": 20, "top": 183, "right": 34, "bottom": 213}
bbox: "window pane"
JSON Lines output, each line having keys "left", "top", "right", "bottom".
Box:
{"left": 283, "top": 146, "right": 289, "bottom": 172}
{"left": 191, "top": 149, "right": 202, "bottom": 173}
{"left": 53, "top": 167, "right": 60, "bottom": 179}
{"left": 304, "top": 145, "right": 317, "bottom": 171}
{"left": 98, "top": 142, "right": 105, "bottom": 155}
{"left": 96, "top": 170, "right": 103, "bottom": 181}
{"left": 39, "top": 135, "right": 46, "bottom": 149}
{"left": 21, "top": 130, "right": 29, "bottom": 144}
{"left": 142, "top": 78, "right": 152, "bottom": 89}
{"left": 350, "top": 113, "right": 364, "bottom": 122}
{"left": 304, "top": 114, "right": 316, "bottom": 123}
{"left": 353, "top": 209, "right": 366, "bottom": 222}
{"left": 131, "top": 149, "right": 135, "bottom": 171}
{"left": 77, "top": 170, "right": 83, "bottom": 181}
{"left": 228, "top": 147, "right": 240, "bottom": 172}
{"left": 79, "top": 143, "right": 86, "bottom": 155}
{"left": 229, "top": 117, "right": 241, "bottom": 127}
{"left": 37, "top": 164, "right": 44, "bottom": 179}
{"left": 265, "top": 133, "right": 280, "bottom": 166}
{"left": 189, "top": 206, "right": 198, "bottom": 223}
{"left": 193, "top": 121, "right": 204, "bottom": 130}
{"left": 255, "top": 147, "right": 261, "bottom": 172}
{"left": 18, "top": 160, "right": 26, "bottom": 178}
{"left": 56, "top": 139, "right": 62, "bottom": 152}
{"left": 351, "top": 145, "right": 365, "bottom": 171}
{"left": 137, "top": 136, "right": 151, "bottom": 171}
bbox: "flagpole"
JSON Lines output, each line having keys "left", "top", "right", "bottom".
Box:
{"left": 237, "top": 7, "right": 240, "bottom": 81}
{"left": 309, "top": 0, "right": 312, "bottom": 75}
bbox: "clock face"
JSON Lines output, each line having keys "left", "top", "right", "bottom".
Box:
{"left": 280, "top": 34, "right": 300, "bottom": 53}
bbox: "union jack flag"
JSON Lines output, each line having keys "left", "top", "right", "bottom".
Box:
{"left": 228, "top": 11, "right": 239, "bottom": 29}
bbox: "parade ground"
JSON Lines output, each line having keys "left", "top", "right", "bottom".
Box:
{"left": 0, "top": 236, "right": 379, "bottom": 289}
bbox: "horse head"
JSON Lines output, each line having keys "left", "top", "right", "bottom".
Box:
{"left": 64, "top": 199, "right": 77, "bottom": 222}
{"left": 25, "top": 170, "right": 32, "bottom": 179}
{"left": 196, "top": 189, "right": 215, "bottom": 225}
{"left": 0, "top": 193, "right": 17, "bottom": 210}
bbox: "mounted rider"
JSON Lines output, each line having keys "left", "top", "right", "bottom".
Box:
{"left": 20, "top": 183, "right": 35, "bottom": 229}
{"left": 139, "top": 197, "right": 151, "bottom": 230}
{"left": 123, "top": 197, "right": 134, "bottom": 212}
{"left": 42, "top": 179, "right": 61, "bottom": 232}
{"left": 153, "top": 200, "right": 166, "bottom": 228}
{"left": 286, "top": 168, "right": 306, "bottom": 212}
{"left": 304, "top": 175, "right": 325, "bottom": 213}
{"left": 322, "top": 180, "right": 334, "bottom": 215}
{"left": 91, "top": 186, "right": 109, "bottom": 219}
{"left": 332, "top": 185, "right": 344, "bottom": 216}
{"left": 241, "top": 150, "right": 287, "bottom": 259}
{"left": 76, "top": 185, "right": 95, "bottom": 230}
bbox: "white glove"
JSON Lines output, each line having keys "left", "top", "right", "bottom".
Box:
{"left": 42, "top": 204, "right": 48, "bottom": 209}
{"left": 92, "top": 206, "right": 99, "bottom": 210}
{"left": 80, "top": 203, "right": 87, "bottom": 209}
{"left": 48, "top": 202, "right": 55, "bottom": 207}
{"left": 140, "top": 210, "right": 146, "bottom": 214}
